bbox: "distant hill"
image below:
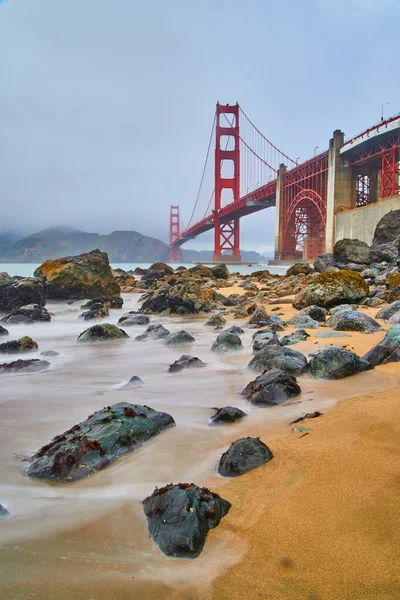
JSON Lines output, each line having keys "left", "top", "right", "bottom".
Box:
{"left": 0, "top": 226, "right": 265, "bottom": 264}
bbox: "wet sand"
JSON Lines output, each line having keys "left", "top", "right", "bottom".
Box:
{"left": 1, "top": 299, "right": 400, "bottom": 599}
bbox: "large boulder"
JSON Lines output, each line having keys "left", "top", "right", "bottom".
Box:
{"left": 26, "top": 402, "right": 175, "bottom": 482}
{"left": 369, "top": 241, "right": 399, "bottom": 264}
{"left": 0, "top": 275, "right": 46, "bottom": 311}
{"left": 372, "top": 210, "right": 400, "bottom": 246}
{"left": 148, "top": 262, "right": 174, "bottom": 275}
{"left": 1, "top": 304, "right": 51, "bottom": 324}
{"left": 34, "top": 249, "right": 120, "bottom": 300}
{"left": 142, "top": 483, "right": 231, "bottom": 558}
{"left": 140, "top": 280, "right": 218, "bottom": 315}
{"left": 248, "top": 345, "right": 307, "bottom": 375}
{"left": 208, "top": 406, "right": 247, "bottom": 425}
{"left": 0, "top": 358, "right": 50, "bottom": 374}
{"left": 211, "top": 331, "right": 243, "bottom": 355}
{"left": 333, "top": 239, "right": 371, "bottom": 265}
{"left": 218, "top": 437, "right": 273, "bottom": 477}
{"left": 0, "top": 336, "right": 38, "bottom": 354}
{"left": 242, "top": 369, "right": 301, "bottom": 406}
{"left": 77, "top": 323, "right": 128, "bottom": 343}
{"left": 325, "top": 311, "right": 381, "bottom": 334}
{"left": 309, "top": 346, "right": 372, "bottom": 379}
{"left": 293, "top": 270, "right": 369, "bottom": 309}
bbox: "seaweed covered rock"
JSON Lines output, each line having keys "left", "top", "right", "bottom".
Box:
{"left": 242, "top": 368, "right": 301, "bottom": 406}
{"left": 280, "top": 329, "right": 310, "bottom": 346}
{"left": 0, "top": 275, "right": 46, "bottom": 311}
{"left": 333, "top": 239, "right": 371, "bottom": 265}
{"left": 149, "top": 262, "right": 175, "bottom": 275}
{"left": 140, "top": 279, "right": 218, "bottom": 315}
{"left": 326, "top": 311, "right": 381, "bottom": 334}
{"left": 218, "top": 437, "right": 273, "bottom": 477}
{"left": 118, "top": 312, "right": 150, "bottom": 326}
{"left": 208, "top": 406, "right": 246, "bottom": 425}
{"left": 26, "top": 402, "right": 175, "bottom": 482}
{"left": 248, "top": 345, "right": 307, "bottom": 375}
{"left": 205, "top": 314, "right": 227, "bottom": 327}
{"left": 164, "top": 330, "right": 195, "bottom": 347}
{"left": 77, "top": 323, "right": 128, "bottom": 343}
{"left": 293, "top": 270, "right": 368, "bottom": 309}
{"left": 142, "top": 483, "right": 231, "bottom": 558}
{"left": 1, "top": 304, "right": 51, "bottom": 324}
{"left": 34, "top": 250, "right": 120, "bottom": 300}
{"left": 168, "top": 355, "right": 206, "bottom": 373}
{"left": 0, "top": 336, "right": 38, "bottom": 354}
{"left": 309, "top": 346, "right": 373, "bottom": 379}
{"left": 363, "top": 338, "right": 400, "bottom": 366}
{"left": 0, "top": 359, "right": 50, "bottom": 374}
{"left": 211, "top": 331, "right": 243, "bottom": 355}
{"left": 385, "top": 324, "right": 400, "bottom": 346}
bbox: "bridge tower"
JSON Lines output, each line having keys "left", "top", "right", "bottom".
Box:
{"left": 212, "top": 103, "right": 241, "bottom": 263}
{"left": 169, "top": 205, "right": 181, "bottom": 263}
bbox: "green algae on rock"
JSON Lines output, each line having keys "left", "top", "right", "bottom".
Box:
{"left": 26, "top": 403, "right": 175, "bottom": 482}
{"left": 0, "top": 336, "right": 38, "bottom": 354}
{"left": 293, "top": 270, "right": 369, "bottom": 309}
{"left": 77, "top": 323, "right": 128, "bottom": 343}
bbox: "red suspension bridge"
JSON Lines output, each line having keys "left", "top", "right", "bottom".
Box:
{"left": 170, "top": 102, "right": 400, "bottom": 264}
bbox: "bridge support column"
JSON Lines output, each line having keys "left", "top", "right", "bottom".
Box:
{"left": 274, "top": 163, "right": 287, "bottom": 260}
{"left": 169, "top": 205, "right": 181, "bottom": 263}
{"left": 325, "top": 130, "right": 352, "bottom": 253}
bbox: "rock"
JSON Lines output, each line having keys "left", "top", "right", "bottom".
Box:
{"left": 329, "top": 304, "right": 358, "bottom": 316}
{"left": 218, "top": 437, "right": 274, "bottom": 477}
{"left": 333, "top": 239, "right": 371, "bottom": 265}
{"left": 80, "top": 305, "right": 110, "bottom": 321}
{"left": 189, "top": 264, "right": 215, "bottom": 279}
{"left": 168, "top": 355, "right": 206, "bottom": 373}
{"left": 369, "top": 241, "right": 399, "bottom": 263}
{"left": 387, "top": 311, "right": 400, "bottom": 325}
{"left": 133, "top": 267, "right": 148, "bottom": 276}
{"left": 40, "top": 350, "right": 60, "bottom": 357}
{"left": 363, "top": 338, "right": 400, "bottom": 366}
{"left": 205, "top": 314, "right": 227, "bottom": 327}
{"left": 248, "top": 307, "right": 285, "bottom": 331}
{"left": 313, "top": 253, "right": 335, "bottom": 273}
{"left": 314, "top": 330, "right": 349, "bottom": 338}
{"left": 248, "top": 345, "right": 307, "bottom": 375}
{"left": 211, "top": 264, "right": 230, "bottom": 279}
{"left": 286, "top": 263, "right": 313, "bottom": 276}
{"left": 77, "top": 323, "right": 128, "bottom": 343}
{"left": 143, "top": 323, "right": 170, "bottom": 340}
{"left": 286, "top": 314, "right": 319, "bottom": 329}
{"left": 118, "top": 312, "right": 150, "bottom": 326}
{"left": 120, "top": 375, "right": 144, "bottom": 389}
{"left": 1, "top": 304, "right": 51, "bottom": 324}
{"left": 280, "top": 329, "right": 310, "bottom": 346}
{"left": 252, "top": 330, "right": 280, "bottom": 353}
{"left": 293, "top": 270, "right": 369, "bottom": 309}
{"left": 81, "top": 296, "right": 123, "bottom": 310}
{"left": 242, "top": 369, "right": 301, "bottom": 406}
{"left": 142, "top": 483, "right": 231, "bottom": 558}
{"left": 224, "top": 325, "right": 245, "bottom": 336}
{"left": 149, "top": 262, "right": 174, "bottom": 275}
{"left": 372, "top": 210, "right": 400, "bottom": 246}
{"left": 140, "top": 279, "right": 219, "bottom": 315}
{"left": 386, "top": 273, "right": 400, "bottom": 290}
{"left": 0, "top": 336, "right": 38, "bottom": 354}
{"left": 385, "top": 325, "right": 400, "bottom": 346}
{"left": 0, "top": 275, "right": 46, "bottom": 311}
{"left": 325, "top": 311, "right": 381, "bottom": 334}
{"left": 297, "top": 305, "right": 328, "bottom": 322}
{"left": 34, "top": 249, "right": 120, "bottom": 300}
{"left": 0, "top": 358, "right": 50, "bottom": 374}
{"left": 26, "top": 402, "right": 175, "bottom": 482}
{"left": 388, "top": 286, "right": 400, "bottom": 303}
{"left": 211, "top": 331, "right": 243, "bottom": 355}
{"left": 309, "top": 346, "right": 373, "bottom": 379}
{"left": 361, "top": 268, "right": 379, "bottom": 280}
{"left": 208, "top": 406, "right": 247, "bottom": 425}
{"left": 112, "top": 268, "right": 136, "bottom": 287}
{"left": 164, "top": 330, "right": 195, "bottom": 346}
{"left": 0, "top": 504, "right": 10, "bottom": 518}
{"left": 0, "top": 326, "right": 9, "bottom": 336}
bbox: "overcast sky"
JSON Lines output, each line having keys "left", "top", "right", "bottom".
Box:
{"left": 1, "top": 0, "right": 399, "bottom": 252}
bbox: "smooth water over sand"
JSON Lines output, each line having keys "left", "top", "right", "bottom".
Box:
{"left": 0, "top": 296, "right": 399, "bottom": 599}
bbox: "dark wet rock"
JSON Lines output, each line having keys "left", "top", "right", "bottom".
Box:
{"left": 1, "top": 304, "right": 51, "bottom": 324}
{"left": 168, "top": 355, "right": 206, "bottom": 373}
{"left": 333, "top": 239, "right": 371, "bottom": 265}
{"left": 0, "top": 336, "right": 38, "bottom": 354}
{"left": 280, "top": 329, "right": 310, "bottom": 346}
{"left": 286, "top": 263, "right": 313, "bottom": 276}
{"left": 309, "top": 346, "right": 373, "bottom": 379}
{"left": 80, "top": 305, "right": 110, "bottom": 321}
{"left": 248, "top": 306, "right": 283, "bottom": 329}
{"left": 0, "top": 358, "right": 50, "bottom": 374}
{"left": 388, "top": 286, "right": 400, "bottom": 303}
{"left": 142, "top": 483, "right": 231, "bottom": 558}
{"left": 0, "top": 326, "right": 9, "bottom": 336}
{"left": 211, "top": 331, "right": 243, "bottom": 355}
{"left": 118, "top": 312, "right": 150, "bottom": 326}
{"left": 218, "top": 437, "right": 274, "bottom": 477}
{"left": 164, "top": 330, "right": 195, "bottom": 347}
{"left": 143, "top": 323, "right": 170, "bottom": 340}
{"left": 313, "top": 253, "right": 335, "bottom": 273}
{"left": 81, "top": 296, "right": 123, "bottom": 310}
{"left": 286, "top": 314, "right": 319, "bottom": 329}
{"left": 26, "top": 402, "right": 175, "bottom": 482}
{"left": 326, "top": 311, "right": 381, "bottom": 334}
{"left": 133, "top": 267, "right": 148, "bottom": 276}
{"left": 205, "top": 314, "right": 227, "bottom": 327}
{"left": 211, "top": 264, "right": 230, "bottom": 279}
{"left": 248, "top": 345, "right": 307, "bottom": 375}
{"left": 34, "top": 249, "right": 120, "bottom": 300}
{"left": 0, "top": 504, "right": 10, "bottom": 518}
{"left": 293, "top": 270, "right": 368, "bottom": 309}
{"left": 134, "top": 333, "right": 149, "bottom": 341}
{"left": 297, "top": 305, "right": 328, "bottom": 322}
{"left": 385, "top": 324, "right": 400, "bottom": 346}
{"left": 77, "top": 323, "right": 129, "bottom": 343}
{"left": 40, "top": 350, "right": 60, "bottom": 357}
{"left": 329, "top": 304, "right": 358, "bottom": 316}
{"left": 0, "top": 275, "right": 47, "bottom": 312}
{"left": 208, "top": 406, "right": 247, "bottom": 425}
{"left": 120, "top": 375, "right": 144, "bottom": 389}
{"left": 387, "top": 310, "right": 400, "bottom": 325}
{"left": 369, "top": 241, "right": 399, "bottom": 263}
{"left": 372, "top": 210, "right": 400, "bottom": 247}
{"left": 224, "top": 325, "right": 245, "bottom": 336}
{"left": 242, "top": 368, "right": 301, "bottom": 406}
{"left": 314, "top": 330, "right": 349, "bottom": 338}
{"left": 252, "top": 330, "right": 280, "bottom": 353}
{"left": 363, "top": 338, "right": 400, "bottom": 366}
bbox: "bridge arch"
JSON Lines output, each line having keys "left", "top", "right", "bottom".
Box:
{"left": 282, "top": 189, "right": 326, "bottom": 261}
